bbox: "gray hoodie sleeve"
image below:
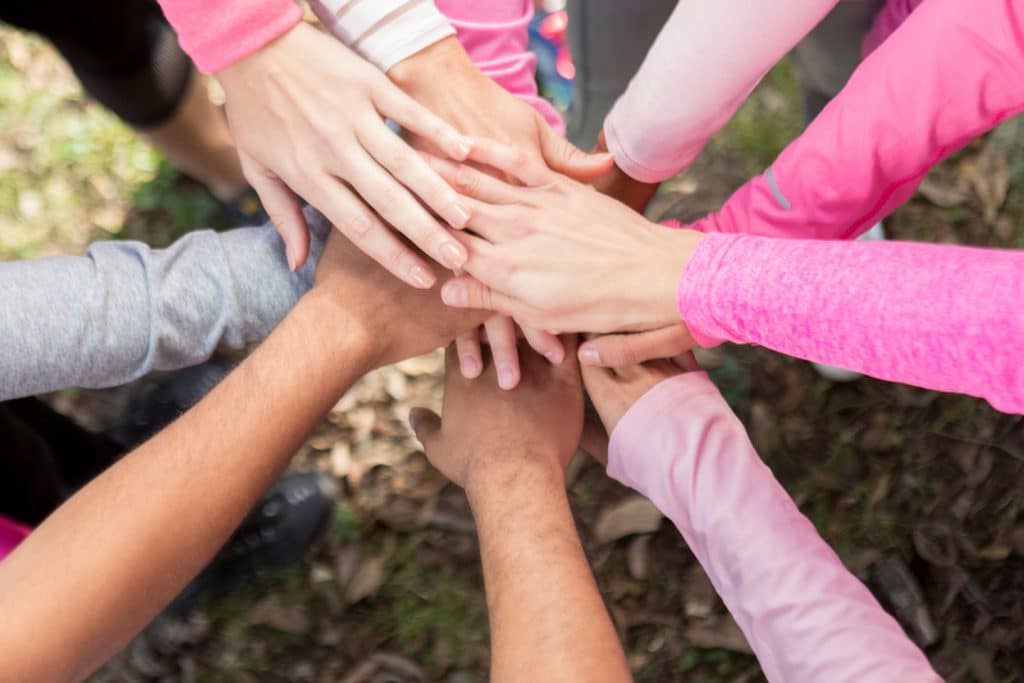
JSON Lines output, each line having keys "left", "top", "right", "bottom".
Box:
{"left": 0, "top": 213, "right": 329, "bottom": 400}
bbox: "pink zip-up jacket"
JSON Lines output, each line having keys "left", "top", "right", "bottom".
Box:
{"left": 609, "top": 372, "right": 941, "bottom": 682}
{"left": 668, "top": 0, "right": 1024, "bottom": 414}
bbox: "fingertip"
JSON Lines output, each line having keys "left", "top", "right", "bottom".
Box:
{"left": 459, "top": 353, "right": 483, "bottom": 379}
{"left": 497, "top": 362, "right": 519, "bottom": 390}
{"left": 578, "top": 346, "right": 602, "bottom": 366}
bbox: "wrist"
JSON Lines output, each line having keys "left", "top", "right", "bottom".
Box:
{"left": 292, "top": 289, "right": 380, "bottom": 377}
{"left": 465, "top": 453, "right": 564, "bottom": 509}
{"left": 390, "top": 37, "right": 476, "bottom": 94}
{"left": 647, "top": 226, "right": 703, "bottom": 328}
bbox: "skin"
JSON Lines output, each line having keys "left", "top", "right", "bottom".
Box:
{"left": 216, "top": 23, "right": 474, "bottom": 283}
{"left": 410, "top": 341, "right": 632, "bottom": 683}
{"left": 391, "top": 37, "right": 614, "bottom": 389}
{"left": 584, "top": 131, "right": 696, "bottom": 368}
{"left": 0, "top": 231, "right": 488, "bottom": 683}
{"left": 425, "top": 139, "right": 702, "bottom": 339}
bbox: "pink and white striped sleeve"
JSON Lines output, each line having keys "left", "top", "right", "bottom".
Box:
{"left": 607, "top": 372, "right": 941, "bottom": 683}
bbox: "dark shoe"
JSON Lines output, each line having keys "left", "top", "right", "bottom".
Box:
{"left": 167, "top": 472, "right": 336, "bottom": 615}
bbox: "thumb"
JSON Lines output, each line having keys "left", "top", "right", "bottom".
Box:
{"left": 408, "top": 407, "right": 442, "bottom": 454}
{"left": 243, "top": 156, "right": 310, "bottom": 270}
{"left": 538, "top": 122, "right": 614, "bottom": 182}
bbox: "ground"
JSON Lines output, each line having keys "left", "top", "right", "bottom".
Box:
{"left": 1, "top": 26, "right": 1022, "bottom": 683}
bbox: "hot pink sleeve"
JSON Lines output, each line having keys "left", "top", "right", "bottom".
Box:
{"left": 0, "top": 515, "right": 30, "bottom": 564}
{"left": 155, "top": 0, "right": 303, "bottom": 73}
{"left": 677, "top": 233, "right": 1024, "bottom": 414}
{"left": 607, "top": 373, "right": 941, "bottom": 683}
{"left": 603, "top": 0, "right": 840, "bottom": 182}
{"left": 705, "top": 0, "right": 1024, "bottom": 240}
{"left": 434, "top": 0, "right": 564, "bottom": 133}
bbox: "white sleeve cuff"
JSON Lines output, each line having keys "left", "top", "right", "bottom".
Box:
{"left": 312, "top": 0, "right": 455, "bottom": 71}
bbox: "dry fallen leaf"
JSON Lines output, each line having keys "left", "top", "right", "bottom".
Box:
{"left": 594, "top": 496, "right": 663, "bottom": 545}
{"left": 684, "top": 615, "right": 753, "bottom": 654}
{"left": 247, "top": 596, "right": 312, "bottom": 635}
{"left": 627, "top": 535, "right": 651, "bottom": 581}
{"left": 345, "top": 553, "right": 389, "bottom": 605}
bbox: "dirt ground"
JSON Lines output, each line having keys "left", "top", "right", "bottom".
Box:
{"left": 0, "top": 26, "right": 1021, "bottom": 683}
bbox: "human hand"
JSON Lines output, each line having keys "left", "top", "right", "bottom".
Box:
{"left": 216, "top": 23, "right": 472, "bottom": 284}
{"left": 582, "top": 353, "right": 700, "bottom": 437}
{"left": 310, "top": 223, "right": 490, "bottom": 370}
{"left": 409, "top": 338, "right": 584, "bottom": 491}
{"left": 589, "top": 129, "right": 660, "bottom": 213}
{"left": 392, "top": 38, "right": 613, "bottom": 387}
{"left": 428, "top": 139, "right": 703, "bottom": 336}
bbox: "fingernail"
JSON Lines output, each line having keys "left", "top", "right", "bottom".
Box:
{"left": 409, "top": 265, "right": 433, "bottom": 289}
{"left": 441, "top": 281, "right": 467, "bottom": 307}
{"left": 545, "top": 348, "right": 565, "bottom": 365}
{"left": 579, "top": 348, "right": 601, "bottom": 365}
{"left": 440, "top": 241, "right": 467, "bottom": 269}
{"left": 454, "top": 137, "right": 472, "bottom": 159}
{"left": 459, "top": 353, "right": 482, "bottom": 378}
{"left": 447, "top": 202, "right": 470, "bottom": 229}
{"left": 286, "top": 247, "right": 297, "bottom": 272}
{"left": 497, "top": 363, "right": 518, "bottom": 390}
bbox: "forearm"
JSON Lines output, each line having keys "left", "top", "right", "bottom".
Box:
{"left": 155, "top": 0, "right": 302, "bottom": 73}
{"left": 705, "top": 0, "right": 1024, "bottom": 240}
{"left": 0, "top": 291, "right": 372, "bottom": 683}
{"left": 468, "top": 464, "right": 630, "bottom": 683}
{"left": 678, "top": 234, "right": 1024, "bottom": 413}
{"left": 0, "top": 221, "right": 325, "bottom": 401}
{"left": 608, "top": 374, "right": 940, "bottom": 682}
{"left": 603, "top": 0, "right": 838, "bottom": 183}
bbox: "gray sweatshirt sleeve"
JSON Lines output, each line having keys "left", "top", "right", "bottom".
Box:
{"left": 0, "top": 213, "right": 329, "bottom": 400}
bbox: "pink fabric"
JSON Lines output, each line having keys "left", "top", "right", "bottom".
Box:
{"left": 0, "top": 515, "right": 30, "bottom": 563}
{"left": 608, "top": 373, "right": 940, "bottom": 683}
{"left": 677, "top": 234, "right": 1024, "bottom": 414}
{"left": 862, "top": 0, "right": 925, "bottom": 57}
{"left": 435, "top": 0, "right": 564, "bottom": 133}
{"left": 155, "top": 0, "right": 302, "bottom": 73}
{"left": 603, "top": 0, "right": 840, "bottom": 182}
{"left": 703, "top": 0, "right": 1024, "bottom": 241}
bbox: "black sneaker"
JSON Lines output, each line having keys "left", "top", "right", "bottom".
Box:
{"left": 167, "top": 471, "right": 336, "bottom": 615}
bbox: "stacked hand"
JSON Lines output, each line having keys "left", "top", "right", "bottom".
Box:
{"left": 217, "top": 23, "right": 473, "bottom": 286}
{"left": 392, "top": 38, "right": 613, "bottom": 388}
{"left": 425, "top": 138, "right": 703, "bottom": 358}
{"left": 410, "top": 337, "right": 583, "bottom": 491}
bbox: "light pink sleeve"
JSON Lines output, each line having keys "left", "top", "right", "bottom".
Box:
{"left": 677, "top": 234, "right": 1024, "bottom": 415}
{"left": 703, "top": 0, "right": 1024, "bottom": 241}
{"left": 155, "top": 0, "right": 303, "bottom": 73}
{"left": 607, "top": 373, "right": 941, "bottom": 683}
{"left": 603, "top": 0, "right": 840, "bottom": 182}
{"left": 434, "top": 0, "right": 564, "bottom": 133}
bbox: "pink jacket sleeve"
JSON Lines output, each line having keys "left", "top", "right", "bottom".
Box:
{"left": 607, "top": 373, "right": 941, "bottom": 683}
{"left": 676, "top": 234, "right": 1024, "bottom": 414}
{"left": 703, "top": 0, "right": 1024, "bottom": 240}
{"left": 602, "top": 0, "right": 840, "bottom": 182}
{"left": 434, "top": 0, "right": 564, "bottom": 133}
{"left": 154, "top": 0, "right": 302, "bottom": 73}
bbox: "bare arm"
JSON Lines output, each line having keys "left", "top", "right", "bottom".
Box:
{"left": 0, "top": 230, "right": 488, "bottom": 683}
{"left": 411, "top": 343, "right": 631, "bottom": 683}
